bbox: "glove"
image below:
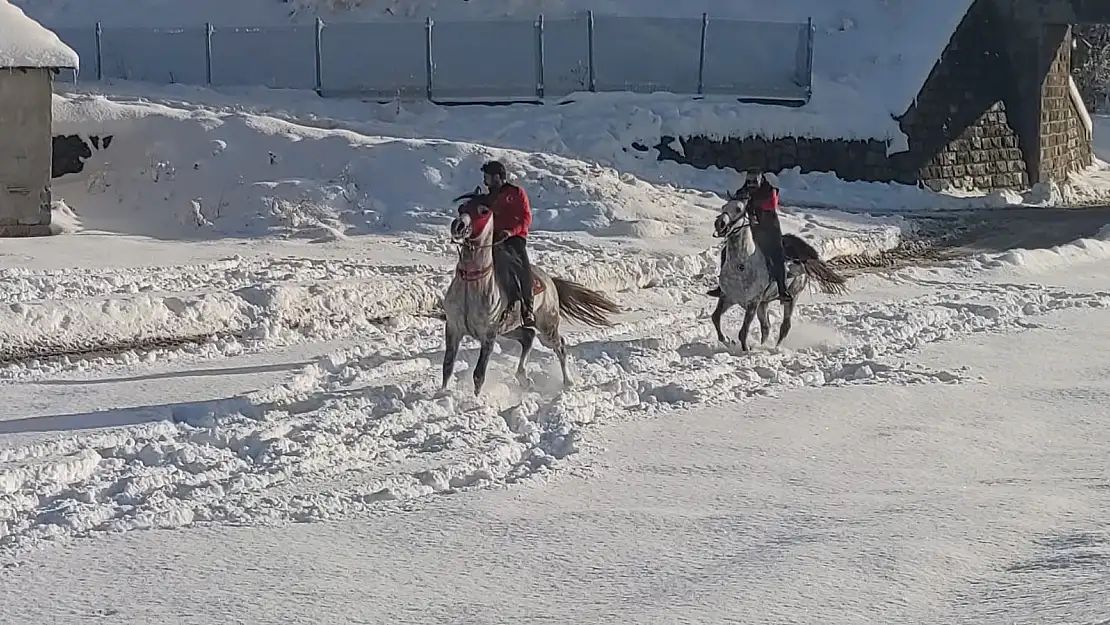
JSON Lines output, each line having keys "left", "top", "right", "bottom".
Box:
{"left": 493, "top": 230, "right": 509, "bottom": 244}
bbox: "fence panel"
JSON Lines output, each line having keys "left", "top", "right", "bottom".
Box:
{"left": 701, "top": 19, "right": 808, "bottom": 99}
{"left": 51, "top": 27, "right": 98, "bottom": 82}
{"left": 541, "top": 16, "right": 590, "bottom": 97}
{"left": 98, "top": 26, "right": 207, "bottom": 84}
{"left": 431, "top": 19, "right": 536, "bottom": 100}
{"left": 210, "top": 26, "right": 316, "bottom": 89}
{"left": 319, "top": 21, "right": 424, "bottom": 97}
{"left": 591, "top": 16, "right": 702, "bottom": 94}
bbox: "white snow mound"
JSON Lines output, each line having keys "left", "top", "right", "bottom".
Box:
{"left": 0, "top": 0, "right": 77, "bottom": 68}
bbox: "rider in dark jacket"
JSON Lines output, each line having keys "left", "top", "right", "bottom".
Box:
{"left": 744, "top": 171, "right": 791, "bottom": 301}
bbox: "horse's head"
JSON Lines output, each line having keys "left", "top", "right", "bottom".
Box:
{"left": 450, "top": 186, "right": 494, "bottom": 245}
{"left": 714, "top": 188, "right": 750, "bottom": 238}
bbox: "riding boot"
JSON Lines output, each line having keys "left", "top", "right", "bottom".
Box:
{"left": 519, "top": 282, "right": 536, "bottom": 329}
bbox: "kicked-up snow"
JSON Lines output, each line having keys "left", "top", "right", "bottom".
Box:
{"left": 3, "top": 256, "right": 1110, "bottom": 556}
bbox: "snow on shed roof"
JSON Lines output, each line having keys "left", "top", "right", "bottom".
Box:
{"left": 0, "top": 0, "right": 78, "bottom": 69}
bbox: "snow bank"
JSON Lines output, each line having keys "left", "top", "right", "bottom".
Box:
{"left": 6, "top": 92, "right": 909, "bottom": 359}
{"left": 0, "top": 0, "right": 77, "bottom": 68}
{"left": 3, "top": 262, "right": 1109, "bottom": 556}
{"left": 959, "top": 223, "right": 1110, "bottom": 276}
{"left": 49, "top": 92, "right": 906, "bottom": 245}
{"left": 58, "top": 85, "right": 1088, "bottom": 222}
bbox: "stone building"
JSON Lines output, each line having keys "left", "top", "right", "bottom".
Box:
{"left": 0, "top": 0, "right": 79, "bottom": 236}
{"left": 658, "top": 0, "right": 1110, "bottom": 192}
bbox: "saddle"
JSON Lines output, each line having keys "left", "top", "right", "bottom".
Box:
{"left": 492, "top": 248, "right": 546, "bottom": 296}
{"left": 530, "top": 274, "right": 546, "bottom": 295}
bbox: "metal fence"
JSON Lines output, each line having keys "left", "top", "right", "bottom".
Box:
{"left": 52, "top": 13, "right": 815, "bottom": 103}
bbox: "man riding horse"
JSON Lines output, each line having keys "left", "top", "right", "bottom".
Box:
{"left": 480, "top": 160, "right": 536, "bottom": 332}
{"left": 728, "top": 170, "right": 791, "bottom": 302}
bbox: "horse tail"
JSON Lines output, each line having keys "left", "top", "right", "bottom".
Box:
{"left": 782, "top": 233, "right": 821, "bottom": 262}
{"left": 801, "top": 258, "right": 850, "bottom": 295}
{"left": 552, "top": 277, "right": 620, "bottom": 328}
{"left": 781, "top": 233, "right": 849, "bottom": 296}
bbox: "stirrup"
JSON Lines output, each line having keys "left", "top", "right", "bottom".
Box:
{"left": 521, "top": 311, "right": 536, "bottom": 329}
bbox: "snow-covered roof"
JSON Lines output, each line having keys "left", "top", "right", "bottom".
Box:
{"left": 0, "top": 0, "right": 78, "bottom": 69}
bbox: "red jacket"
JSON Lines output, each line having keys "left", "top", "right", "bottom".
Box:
{"left": 751, "top": 183, "right": 778, "bottom": 211}
{"left": 491, "top": 183, "right": 532, "bottom": 238}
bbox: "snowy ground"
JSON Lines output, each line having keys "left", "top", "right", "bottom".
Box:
{"left": 3, "top": 247, "right": 1110, "bottom": 623}
{"left": 0, "top": 80, "right": 1109, "bottom": 622}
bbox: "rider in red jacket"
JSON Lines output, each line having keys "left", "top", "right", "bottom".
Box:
{"left": 483, "top": 160, "right": 536, "bottom": 330}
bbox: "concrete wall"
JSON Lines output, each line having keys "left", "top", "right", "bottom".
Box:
{"left": 0, "top": 68, "right": 53, "bottom": 236}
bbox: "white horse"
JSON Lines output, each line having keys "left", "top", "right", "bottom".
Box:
{"left": 707, "top": 193, "right": 849, "bottom": 351}
{"left": 442, "top": 188, "right": 620, "bottom": 396}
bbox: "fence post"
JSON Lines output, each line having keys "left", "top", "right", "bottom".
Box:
{"left": 94, "top": 22, "right": 103, "bottom": 81}
{"left": 535, "top": 14, "right": 545, "bottom": 99}
{"left": 804, "top": 17, "right": 815, "bottom": 100}
{"left": 314, "top": 17, "right": 324, "bottom": 95}
{"left": 697, "top": 13, "right": 708, "bottom": 95}
{"left": 204, "top": 23, "right": 213, "bottom": 85}
{"left": 586, "top": 10, "right": 596, "bottom": 92}
{"left": 425, "top": 17, "right": 434, "bottom": 101}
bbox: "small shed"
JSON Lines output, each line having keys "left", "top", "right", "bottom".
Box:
{"left": 0, "top": 0, "right": 78, "bottom": 236}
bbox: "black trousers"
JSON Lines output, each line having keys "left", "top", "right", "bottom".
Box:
{"left": 751, "top": 210, "right": 789, "bottom": 296}
{"left": 496, "top": 235, "right": 534, "bottom": 319}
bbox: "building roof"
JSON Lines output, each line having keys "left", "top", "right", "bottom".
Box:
{"left": 0, "top": 0, "right": 78, "bottom": 69}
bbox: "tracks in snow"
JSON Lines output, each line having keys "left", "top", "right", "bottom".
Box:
{"left": 2, "top": 276, "right": 1108, "bottom": 561}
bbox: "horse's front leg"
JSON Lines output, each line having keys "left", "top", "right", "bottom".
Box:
{"left": 473, "top": 336, "right": 496, "bottom": 396}
{"left": 711, "top": 297, "right": 732, "bottom": 345}
{"left": 441, "top": 323, "right": 462, "bottom": 391}
{"left": 738, "top": 305, "right": 757, "bottom": 352}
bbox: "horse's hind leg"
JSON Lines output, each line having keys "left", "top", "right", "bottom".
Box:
{"left": 738, "top": 305, "right": 757, "bottom": 352}
{"left": 537, "top": 327, "right": 572, "bottom": 389}
{"left": 553, "top": 333, "right": 572, "bottom": 389}
{"left": 514, "top": 328, "right": 535, "bottom": 385}
{"left": 756, "top": 301, "right": 771, "bottom": 345}
{"left": 441, "top": 324, "right": 462, "bottom": 391}
{"left": 776, "top": 296, "right": 796, "bottom": 347}
{"left": 473, "top": 337, "right": 495, "bottom": 397}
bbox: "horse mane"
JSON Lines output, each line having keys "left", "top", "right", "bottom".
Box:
{"left": 453, "top": 186, "right": 492, "bottom": 206}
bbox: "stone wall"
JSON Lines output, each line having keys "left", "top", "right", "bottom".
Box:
{"left": 1037, "top": 24, "right": 1093, "bottom": 181}
{"left": 652, "top": 0, "right": 1092, "bottom": 192}
{"left": 656, "top": 136, "right": 892, "bottom": 184}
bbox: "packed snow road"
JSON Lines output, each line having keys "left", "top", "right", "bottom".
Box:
{"left": 2, "top": 242, "right": 1108, "bottom": 561}
{"left": 1, "top": 260, "right": 1108, "bottom": 624}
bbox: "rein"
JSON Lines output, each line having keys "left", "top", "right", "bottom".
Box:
{"left": 451, "top": 234, "right": 504, "bottom": 282}
{"left": 721, "top": 216, "right": 751, "bottom": 239}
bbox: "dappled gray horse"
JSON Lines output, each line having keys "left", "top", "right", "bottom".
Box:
{"left": 707, "top": 192, "right": 849, "bottom": 350}
{"left": 442, "top": 189, "right": 620, "bottom": 396}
